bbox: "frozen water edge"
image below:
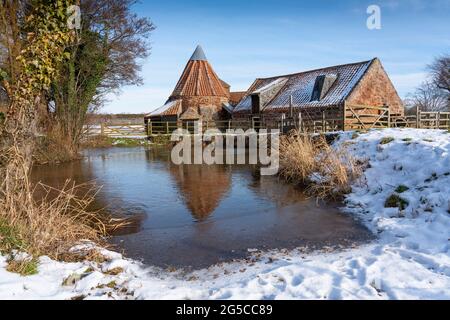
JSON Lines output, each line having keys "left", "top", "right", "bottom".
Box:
{"left": 1, "top": 128, "right": 449, "bottom": 300}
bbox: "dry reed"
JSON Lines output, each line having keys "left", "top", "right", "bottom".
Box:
{"left": 279, "top": 133, "right": 362, "bottom": 199}
{"left": 0, "top": 180, "right": 125, "bottom": 261}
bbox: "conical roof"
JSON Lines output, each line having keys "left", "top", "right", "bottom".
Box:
{"left": 190, "top": 45, "right": 207, "bottom": 61}
{"left": 170, "top": 46, "right": 228, "bottom": 98}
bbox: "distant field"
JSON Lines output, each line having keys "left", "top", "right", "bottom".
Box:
{"left": 86, "top": 113, "right": 145, "bottom": 125}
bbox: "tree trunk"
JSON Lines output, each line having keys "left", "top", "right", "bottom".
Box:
{"left": 0, "top": 96, "right": 40, "bottom": 207}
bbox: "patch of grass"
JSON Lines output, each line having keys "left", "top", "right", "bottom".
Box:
{"left": 81, "top": 135, "right": 112, "bottom": 148}
{"left": 82, "top": 136, "right": 149, "bottom": 148}
{"left": 111, "top": 138, "right": 148, "bottom": 147}
{"left": 351, "top": 132, "right": 359, "bottom": 140}
{"left": 0, "top": 218, "right": 26, "bottom": 254}
{"left": 423, "top": 138, "right": 434, "bottom": 142}
{"left": 104, "top": 267, "right": 124, "bottom": 276}
{"left": 395, "top": 185, "right": 410, "bottom": 193}
{"left": 385, "top": 194, "right": 409, "bottom": 210}
{"left": 150, "top": 135, "right": 172, "bottom": 145}
{"left": 379, "top": 137, "right": 395, "bottom": 145}
{"left": 402, "top": 138, "right": 412, "bottom": 142}
{"left": 6, "top": 259, "right": 38, "bottom": 276}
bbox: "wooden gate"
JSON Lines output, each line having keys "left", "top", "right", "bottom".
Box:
{"left": 344, "top": 103, "right": 390, "bottom": 130}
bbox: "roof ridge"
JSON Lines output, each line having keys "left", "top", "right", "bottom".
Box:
{"left": 255, "top": 58, "right": 376, "bottom": 81}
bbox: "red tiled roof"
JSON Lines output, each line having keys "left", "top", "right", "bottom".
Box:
{"left": 171, "top": 60, "right": 228, "bottom": 98}
{"left": 229, "top": 91, "right": 246, "bottom": 105}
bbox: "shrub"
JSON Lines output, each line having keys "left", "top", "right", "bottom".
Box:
{"left": 279, "top": 134, "right": 362, "bottom": 199}
{"left": 385, "top": 194, "right": 409, "bottom": 210}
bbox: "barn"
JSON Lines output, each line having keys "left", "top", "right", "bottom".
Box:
{"left": 233, "top": 58, "right": 404, "bottom": 131}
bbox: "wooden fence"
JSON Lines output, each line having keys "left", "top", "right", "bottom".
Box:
{"left": 83, "top": 105, "right": 450, "bottom": 139}
{"left": 147, "top": 119, "right": 279, "bottom": 135}
{"left": 284, "top": 103, "right": 391, "bottom": 133}
{"left": 391, "top": 110, "right": 450, "bottom": 129}
{"left": 83, "top": 124, "right": 146, "bottom": 138}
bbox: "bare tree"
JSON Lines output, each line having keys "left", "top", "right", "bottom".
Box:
{"left": 79, "top": 0, "right": 155, "bottom": 96}
{"left": 44, "top": 0, "right": 155, "bottom": 159}
{"left": 429, "top": 54, "right": 450, "bottom": 94}
{"left": 405, "top": 81, "right": 448, "bottom": 112}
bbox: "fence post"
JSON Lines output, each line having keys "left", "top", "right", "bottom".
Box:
{"left": 298, "top": 112, "right": 303, "bottom": 132}
{"left": 322, "top": 110, "right": 326, "bottom": 132}
{"left": 437, "top": 112, "right": 441, "bottom": 129}
{"left": 387, "top": 107, "right": 391, "bottom": 128}
{"left": 148, "top": 121, "right": 153, "bottom": 136}
{"left": 281, "top": 114, "right": 285, "bottom": 134}
{"left": 342, "top": 101, "right": 347, "bottom": 131}
{"left": 416, "top": 105, "right": 420, "bottom": 129}
{"left": 101, "top": 123, "right": 105, "bottom": 136}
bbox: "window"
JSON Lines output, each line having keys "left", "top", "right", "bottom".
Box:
{"left": 311, "top": 74, "right": 338, "bottom": 101}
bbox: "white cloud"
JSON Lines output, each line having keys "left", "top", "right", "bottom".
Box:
{"left": 390, "top": 72, "right": 428, "bottom": 97}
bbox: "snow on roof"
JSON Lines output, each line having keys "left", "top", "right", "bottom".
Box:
{"left": 222, "top": 102, "right": 234, "bottom": 114}
{"left": 252, "top": 78, "right": 288, "bottom": 94}
{"left": 146, "top": 99, "right": 182, "bottom": 117}
{"left": 234, "top": 59, "right": 374, "bottom": 113}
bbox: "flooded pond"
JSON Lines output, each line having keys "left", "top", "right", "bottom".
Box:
{"left": 32, "top": 147, "right": 372, "bottom": 269}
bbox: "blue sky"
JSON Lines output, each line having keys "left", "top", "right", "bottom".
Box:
{"left": 104, "top": 0, "right": 450, "bottom": 114}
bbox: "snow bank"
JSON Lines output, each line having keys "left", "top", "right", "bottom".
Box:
{"left": 1, "top": 129, "right": 449, "bottom": 300}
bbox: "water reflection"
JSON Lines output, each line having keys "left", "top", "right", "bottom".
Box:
{"left": 169, "top": 164, "right": 231, "bottom": 221}
{"left": 32, "top": 146, "right": 372, "bottom": 269}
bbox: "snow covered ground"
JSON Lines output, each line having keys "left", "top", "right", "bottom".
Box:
{"left": 1, "top": 128, "right": 449, "bottom": 300}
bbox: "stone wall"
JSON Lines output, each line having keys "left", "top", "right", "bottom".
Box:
{"left": 347, "top": 58, "right": 404, "bottom": 116}
{"left": 178, "top": 96, "right": 229, "bottom": 121}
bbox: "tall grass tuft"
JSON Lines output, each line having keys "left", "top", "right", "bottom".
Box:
{"left": 0, "top": 180, "right": 123, "bottom": 262}
{"left": 279, "top": 134, "right": 362, "bottom": 199}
